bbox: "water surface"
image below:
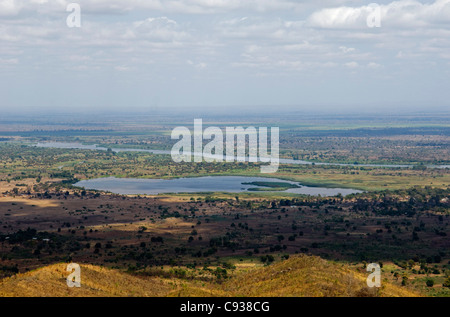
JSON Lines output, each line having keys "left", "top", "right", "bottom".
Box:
{"left": 35, "top": 142, "right": 449, "bottom": 169}
{"left": 75, "top": 176, "right": 362, "bottom": 196}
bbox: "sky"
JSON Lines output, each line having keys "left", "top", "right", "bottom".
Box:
{"left": 0, "top": 0, "right": 450, "bottom": 114}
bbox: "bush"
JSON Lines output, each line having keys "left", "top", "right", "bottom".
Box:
{"left": 426, "top": 279, "right": 434, "bottom": 287}
{"left": 443, "top": 277, "right": 450, "bottom": 288}
{"left": 260, "top": 255, "right": 274, "bottom": 263}
{"left": 151, "top": 236, "right": 163, "bottom": 243}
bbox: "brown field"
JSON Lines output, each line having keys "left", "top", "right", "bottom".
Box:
{"left": 0, "top": 188, "right": 447, "bottom": 297}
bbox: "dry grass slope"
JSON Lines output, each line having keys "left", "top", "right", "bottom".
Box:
{"left": 222, "top": 255, "right": 420, "bottom": 297}
{"left": 0, "top": 263, "right": 173, "bottom": 297}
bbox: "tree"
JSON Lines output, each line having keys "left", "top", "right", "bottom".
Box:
{"left": 401, "top": 274, "right": 408, "bottom": 286}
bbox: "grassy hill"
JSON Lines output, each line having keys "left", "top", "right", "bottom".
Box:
{"left": 220, "top": 255, "right": 419, "bottom": 297}
{"left": 0, "top": 263, "right": 175, "bottom": 297}
{"left": 0, "top": 255, "right": 420, "bottom": 297}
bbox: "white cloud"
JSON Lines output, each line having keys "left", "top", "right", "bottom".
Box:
{"left": 114, "top": 65, "right": 131, "bottom": 71}
{"left": 307, "top": 0, "right": 450, "bottom": 29}
{"left": 339, "top": 46, "right": 355, "bottom": 53}
{"left": 187, "top": 59, "right": 207, "bottom": 69}
{"left": 345, "top": 61, "right": 359, "bottom": 68}
{"left": 132, "top": 17, "right": 187, "bottom": 42}
{"left": 196, "top": 62, "right": 207, "bottom": 69}
{"left": 367, "top": 62, "right": 382, "bottom": 69}
{"left": 0, "top": 57, "right": 18, "bottom": 64}
{"left": 0, "top": 0, "right": 25, "bottom": 16}
{"left": 308, "top": 5, "right": 372, "bottom": 28}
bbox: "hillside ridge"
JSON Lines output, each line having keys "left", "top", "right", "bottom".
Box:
{"left": 0, "top": 255, "right": 420, "bottom": 297}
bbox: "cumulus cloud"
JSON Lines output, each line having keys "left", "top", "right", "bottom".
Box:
{"left": 367, "top": 62, "right": 382, "bottom": 69}
{"left": 308, "top": 5, "right": 376, "bottom": 28}
{"left": 0, "top": 57, "right": 18, "bottom": 64}
{"left": 345, "top": 61, "right": 359, "bottom": 68}
{"left": 132, "top": 17, "right": 188, "bottom": 42}
{"left": 339, "top": 46, "right": 355, "bottom": 53}
{"left": 0, "top": 0, "right": 23, "bottom": 17}
{"left": 307, "top": 0, "right": 450, "bottom": 29}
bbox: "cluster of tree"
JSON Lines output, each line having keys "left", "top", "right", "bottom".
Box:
{"left": 352, "top": 187, "right": 450, "bottom": 216}
{"left": 209, "top": 232, "right": 239, "bottom": 249}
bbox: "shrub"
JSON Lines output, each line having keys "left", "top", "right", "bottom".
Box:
{"left": 443, "top": 277, "right": 450, "bottom": 288}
